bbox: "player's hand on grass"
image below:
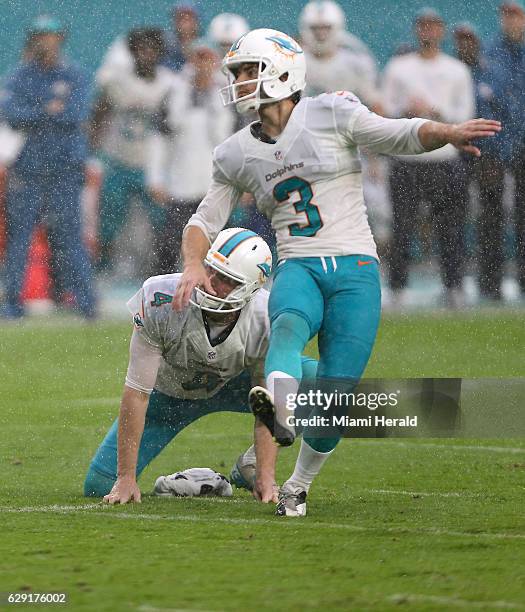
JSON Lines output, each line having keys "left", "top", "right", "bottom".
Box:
{"left": 253, "top": 476, "right": 279, "bottom": 504}
{"left": 172, "top": 262, "right": 215, "bottom": 311}
{"left": 448, "top": 119, "right": 502, "bottom": 157}
{"left": 103, "top": 476, "right": 141, "bottom": 505}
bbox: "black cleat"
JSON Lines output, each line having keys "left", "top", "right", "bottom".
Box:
{"left": 249, "top": 386, "right": 295, "bottom": 447}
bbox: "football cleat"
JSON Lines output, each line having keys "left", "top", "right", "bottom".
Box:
{"left": 248, "top": 386, "right": 295, "bottom": 447}
{"left": 276, "top": 483, "right": 307, "bottom": 517}
{"left": 229, "top": 452, "right": 256, "bottom": 491}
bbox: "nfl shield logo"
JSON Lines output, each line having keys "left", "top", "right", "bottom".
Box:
{"left": 274, "top": 150, "right": 283, "bottom": 161}
{"left": 207, "top": 350, "right": 217, "bottom": 360}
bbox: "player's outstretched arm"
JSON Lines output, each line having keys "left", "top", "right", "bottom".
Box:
{"left": 253, "top": 418, "right": 279, "bottom": 504}
{"left": 418, "top": 118, "right": 502, "bottom": 157}
{"left": 172, "top": 226, "right": 215, "bottom": 311}
{"left": 103, "top": 386, "right": 149, "bottom": 505}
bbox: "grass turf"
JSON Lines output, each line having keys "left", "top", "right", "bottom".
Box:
{"left": 1, "top": 313, "right": 524, "bottom": 611}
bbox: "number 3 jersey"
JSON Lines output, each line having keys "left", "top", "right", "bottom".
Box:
{"left": 125, "top": 274, "right": 269, "bottom": 400}
{"left": 187, "top": 92, "right": 428, "bottom": 260}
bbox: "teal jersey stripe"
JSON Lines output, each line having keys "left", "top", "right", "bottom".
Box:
{"left": 218, "top": 230, "right": 257, "bottom": 257}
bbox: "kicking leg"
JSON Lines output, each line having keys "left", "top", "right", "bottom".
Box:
{"left": 278, "top": 256, "right": 381, "bottom": 516}
{"left": 234, "top": 357, "right": 319, "bottom": 491}
{"left": 256, "top": 260, "right": 323, "bottom": 446}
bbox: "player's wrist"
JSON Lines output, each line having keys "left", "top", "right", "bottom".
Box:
{"left": 183, "top": 260, "right": 205, "bottom": 274}
{"left": 255, "top": 468, "right": 276, "bottom": 482}
{"left": 116, "top": 472, "right": 137, "bottom": 482}
{"left": 443, "top": 123, "right": 458, "bottom": 145}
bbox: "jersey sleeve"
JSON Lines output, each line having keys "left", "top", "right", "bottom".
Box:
{"left": 184, "top": 142, "right": 243, "bottom": 244}
{"left": 327, "top": 91, "right": 428, "bottom": 156}
{"left": 126, "top": 276, "right": 180, "bottom": 349}
{"left": 347, "top": 106, "right": 428, "bottom": 155}
{"left": 125, "top": 329, "right": 163, "bottom": 394}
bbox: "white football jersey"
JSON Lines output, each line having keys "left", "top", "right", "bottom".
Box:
{"left": 187, "top": 92, "right": 428, "bottom": 260}
{"left": 126, "top": 274, "right": 269, "bottom": 400}
{"left": 96, "top": 64, "right": 177, "bottom": 169}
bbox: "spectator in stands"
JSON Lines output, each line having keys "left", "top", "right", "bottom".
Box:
{"left": 91, "top": 28, "right": 176, "bottom": 272}
{"left": 382, "top": 8, "right": 475, "bottom": 307}
{"left": 207, "top": 12, "right": 249, "bottom": 58}
{"left": 207, "top": 12, "right": 252, "bottom": 131}
{"left": 485, "top": 1, "right": 525, "bottom": 298}
{"left": 0, "top": 15, "right": 95, "bottom": 319}
{"left": 454, "top": 22, "right": 507, "bottom": 302}
{"left": 299, "top": 0, "right": 381, "bottom": 110}
{"left": 164, "top": 2, "right": 201, "bottom": 71}
{"left": 99, "top": 2, "right": 200, "bottom": 76}
{"left": 146, "top": 40, "right": 234, "bottom": 273}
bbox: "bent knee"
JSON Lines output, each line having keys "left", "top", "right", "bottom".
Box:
{"left": 271, "top": 312, "right": 312, "bottom": 344}
{"left": 83, "top": 465, "right": 116, "bottom": 497}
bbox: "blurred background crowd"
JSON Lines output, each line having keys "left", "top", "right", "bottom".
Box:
{"left": 0, "top": 0, "right": 524, "bottom": 319}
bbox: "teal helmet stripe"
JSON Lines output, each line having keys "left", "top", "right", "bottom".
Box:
{"left": 218, "top": 230, "right": 257, "bottom": 257}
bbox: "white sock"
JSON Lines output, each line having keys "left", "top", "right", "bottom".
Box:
{"left": 285, "top": 438, "right": 333, "bottom": 493}
{"left": 266, "top": 370, "right": 299, "bottom": 422}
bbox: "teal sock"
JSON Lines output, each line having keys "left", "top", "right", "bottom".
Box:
{"left": 304, "top": 436, "right": 340, "bottom": 453}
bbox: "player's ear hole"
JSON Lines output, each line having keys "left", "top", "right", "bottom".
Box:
{"left": 279, "top": 72, "right": 289, "bottom": 82}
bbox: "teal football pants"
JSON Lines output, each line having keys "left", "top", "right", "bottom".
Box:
{"left": 266, "top": 255, "right": 381, "bottom": 451}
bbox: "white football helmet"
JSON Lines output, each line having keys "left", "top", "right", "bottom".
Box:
{"left": 207, "top": 13, "right": 249, "bottom": 54}
{"left": 220, "top": 28, "right": 306, "bottom": 114}
{"left": 190, "top": 228, "right": 273, "bottom": 313}
{"left": 299, "top": 0, "right": 346, "bottom": 55}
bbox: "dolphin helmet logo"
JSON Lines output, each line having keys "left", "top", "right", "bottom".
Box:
{"left": 257, "top": 262, "right": 271, "bottom": 278}
{"left": 227, "top": 34, "right": 246, "bottom": 57}
{"left": 265, "top": 35, "right": 303, "bottom": 56}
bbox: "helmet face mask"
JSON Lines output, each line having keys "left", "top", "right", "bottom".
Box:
{"left": 219, "top": 28, "right": 306, "bottom": 114}
{"left": 219, "top": 58, "right": 269, "bottom": 114}
{"left": 189, "top": 228, "right": 273, "bottom": 313}
{"left": 192, "top": 264, "right": 251, "bottom": 313}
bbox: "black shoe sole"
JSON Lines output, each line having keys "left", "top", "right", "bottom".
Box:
{"left": 249, "top": 388, "right": 295, "bottom": 447}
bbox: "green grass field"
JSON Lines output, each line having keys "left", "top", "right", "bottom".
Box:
{"left": 1, "top": 313, "right": 525, "bottom": 611}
